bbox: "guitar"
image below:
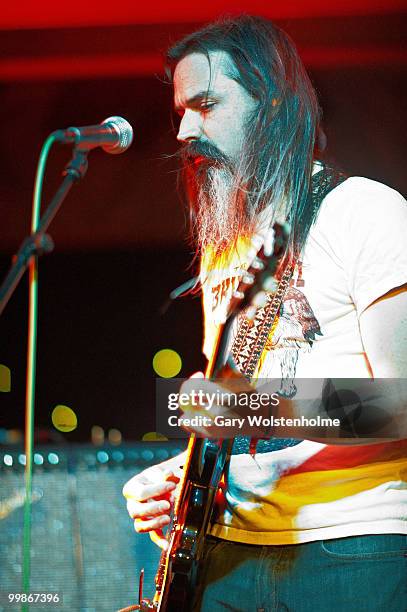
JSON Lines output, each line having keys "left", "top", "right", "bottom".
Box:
{"left": 120, "top": 223, "right": 290, "bottom": 612}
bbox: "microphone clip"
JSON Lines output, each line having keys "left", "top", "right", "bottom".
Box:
{"left": 63, "top": 148, "right": 89, "bottom": 181}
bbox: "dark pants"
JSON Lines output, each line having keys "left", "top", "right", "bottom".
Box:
{"left": 192, "top": 534, "right": 407, "bottom": 612}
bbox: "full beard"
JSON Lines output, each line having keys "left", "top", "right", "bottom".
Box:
{"left": 181, "top": 142, "right": 253, "bottom": 254}
{"left": 193, "top": 164, "right": 245, "bottom": 252}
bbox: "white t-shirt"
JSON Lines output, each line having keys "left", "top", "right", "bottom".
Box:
{"left": 200, "top": 176, "right": 407, "bottom": 545}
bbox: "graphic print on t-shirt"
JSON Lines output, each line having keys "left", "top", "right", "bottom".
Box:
{"left": 263, "top": 285, "right": 322, "bottom": 396}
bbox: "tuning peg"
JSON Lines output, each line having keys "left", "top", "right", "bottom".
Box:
{"left": 263, "top": 228, "right": 275, "bottom": 256}
{"left": 242, "top": 272, "right": 255, "bottom": 284}
{"left": 282, "top": 222, "right": 291, "bottom": 236}
{"left": 251, "top": 257, "right": 265, "bottom": 270}
{"left": 232, "top": 290, "right": 245, "bottom": 300}
{"left": 246, "top": 305, "right": 257, "bottom": 322}
{"left": 246, "top": 291, "right": 268, "bottom": 321}
{"left": 262, "top": 277, "right": 279, "bottom": 293}
{"left": 252, "top": 290, "right": 268, "bottom": 309}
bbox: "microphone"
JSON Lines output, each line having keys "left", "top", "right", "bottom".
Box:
{"left": 53, "top": 116, "right": 133, "bottom": 154}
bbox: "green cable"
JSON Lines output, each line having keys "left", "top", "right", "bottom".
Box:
{"left": 22, "top": 133, "right": 57, "bottom": 612}
{"left": 31, "top": 134, "right": 56, "bottom": 231}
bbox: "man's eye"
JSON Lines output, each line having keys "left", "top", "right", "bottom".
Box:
{"left": 200, "top": 102, "right": 215, "bottom": 113}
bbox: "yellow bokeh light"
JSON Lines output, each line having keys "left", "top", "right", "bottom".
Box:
{"left": 0, "top": 364, "right": 11, "bottom": 392}
{"left": 152, "top": 348, "right": 182, "bottom": 378}
{"left": 142, "top": 432, "right": 168, "bottom": 441}
{"left": 52, "top": 405, "right": 78, "bottom": 433}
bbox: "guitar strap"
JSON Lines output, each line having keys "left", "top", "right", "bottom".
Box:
{"left": 229, "top": 165, "right": 348, "bottom": 455}
{"left": 231, "top": 263, "right": 294, "bottom": 380}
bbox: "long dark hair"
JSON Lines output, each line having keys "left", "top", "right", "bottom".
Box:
{"left": 166, "top": 15, "right": 321, "bottom": 261}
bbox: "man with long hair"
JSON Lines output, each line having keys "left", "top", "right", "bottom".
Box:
{"left": 123, "top": 16, "right": 407, "bottom": 611}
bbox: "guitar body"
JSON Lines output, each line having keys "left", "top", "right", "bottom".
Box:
{"left": 153, "top": 437, "right": 232, "bottom": 611}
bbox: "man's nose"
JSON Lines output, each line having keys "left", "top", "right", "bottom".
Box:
{"left": 177, "top": 110, "right": 202, "bottom": 142}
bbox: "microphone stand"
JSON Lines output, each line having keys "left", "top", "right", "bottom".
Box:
{"left": 0, "top": 146, "right": 89, "bottom": 610}
{"left": 0, "top": 149, "right": 88, "bottom": 315}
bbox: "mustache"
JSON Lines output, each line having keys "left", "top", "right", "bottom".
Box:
{"left": 178, "top": 140, "right": 232, "bottom": 167}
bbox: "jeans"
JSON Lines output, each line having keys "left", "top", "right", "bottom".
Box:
{"left": 192, "top": 534, "right": 407, "bottom": 612}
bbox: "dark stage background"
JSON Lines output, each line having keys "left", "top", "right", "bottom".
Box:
{"left": 1, "top": 10, "right": 406, "bottom": 443}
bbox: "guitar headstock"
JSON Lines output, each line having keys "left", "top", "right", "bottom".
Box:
{"left": 226, "top": 222, "right": 290, "bottom": 322}
{"left": 207, "top": 222, "right": 290, "bottom": 378}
